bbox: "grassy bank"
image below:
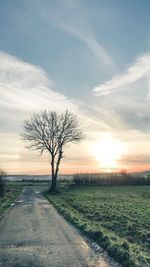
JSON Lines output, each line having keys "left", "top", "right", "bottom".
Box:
{"left": 44, "top": 185, "right": 150, "bottom": 267}
{"left": 0, "top": 184, "right": 22, "bottom": 217}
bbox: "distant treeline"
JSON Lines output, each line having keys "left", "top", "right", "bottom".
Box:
{"left": 73, "top": 173, "right": 150, "bottom": 186}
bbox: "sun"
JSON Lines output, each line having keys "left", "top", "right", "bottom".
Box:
{"left": 92, "top": 133, "right": 125, "bottom": 170}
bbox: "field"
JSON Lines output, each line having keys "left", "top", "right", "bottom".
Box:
{"left": 45, "top": 185, "right": 150, "bottom": 267}
{"left": 0, "top": 183, "right": 22, "bottom": 217}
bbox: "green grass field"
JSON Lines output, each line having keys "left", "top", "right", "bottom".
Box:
{"left": 0, "top": 184, "right": 22, "bottom": 217}
{"left": 45, "top": 185, "right": 150, "bottom": 267}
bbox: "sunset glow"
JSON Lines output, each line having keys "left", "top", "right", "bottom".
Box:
{"left": 92, "top": 134, "right": 126, "bottom": 170}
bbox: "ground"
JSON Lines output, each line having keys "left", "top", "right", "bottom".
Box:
{"left": 0, "top": 187, "right": 119, "bottom": 267}
{"left": 45, "top": 185, "right": 150, "bottom": 267}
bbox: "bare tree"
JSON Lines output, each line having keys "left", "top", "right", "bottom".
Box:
{"left": 21, "top": 110, "right": 84, "bottom": 193}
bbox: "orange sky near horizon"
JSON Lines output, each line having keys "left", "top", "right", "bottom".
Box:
{"left": 1, "top": 129, "right": 150, "bottom": 175}
{"left": 2, "top": 141, "right": 150, "bottom": 175}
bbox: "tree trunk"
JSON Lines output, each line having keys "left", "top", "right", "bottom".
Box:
{"left": 49, "top": 151, "right": 62, "bottom": 194}
{"left": 50, "top": 174, "right": 57, "bottom": 193}
{"left": 49, "top": 157, "right": 57, "bottom": 193}
{"left": 54, "top": 151, "right": 62, "bottom": 185}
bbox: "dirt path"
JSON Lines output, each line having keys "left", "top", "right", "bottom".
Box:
{"left": 0, "top": 187, "right": 120, "bottom": 267}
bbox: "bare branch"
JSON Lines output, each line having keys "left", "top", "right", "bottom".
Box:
{"left": 21, "top": 109, "right": 84, "bottom": 192}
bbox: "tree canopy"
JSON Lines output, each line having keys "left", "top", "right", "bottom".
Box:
{"left": 21, "top": 110, "right": 84, "bottom": 192}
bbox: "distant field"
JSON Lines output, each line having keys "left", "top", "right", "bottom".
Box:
{"left": 7, "top": 180, "right": 49, "bottom": 187}
{"left": 6, "top": 174, "right": 72, "bottom": 182}
{"left": 45, "top": 186, "right": 150, "bottom": 267}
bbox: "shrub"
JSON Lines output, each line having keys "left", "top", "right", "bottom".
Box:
{"left": 0, "top": 169, "right": 6, "bottom": 196}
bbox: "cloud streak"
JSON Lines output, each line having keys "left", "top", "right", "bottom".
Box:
{"left": 60, "top": 0, "right": 116, "bottom": 68}
{"left": 0, "top": 51, "right": 77, "bottom": 116}
{"left": 93, "top": 52, "right": 150, "bottom": 96}
{"left": 57, "top": 18, "right": 116, "bottom": 69}
{"left": 28, "top": 0, "right": 117, "bottom": 71}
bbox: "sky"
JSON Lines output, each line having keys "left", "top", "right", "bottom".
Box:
{"left": 1, "top": 0, "right": 150, "bottom": 174}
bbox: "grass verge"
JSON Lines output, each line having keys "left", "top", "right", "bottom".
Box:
{"left": 0, "top": 184, "right": 23, "bottom": 217}
{"left": 44, "top": 185, "right": 150, "bottom": 267}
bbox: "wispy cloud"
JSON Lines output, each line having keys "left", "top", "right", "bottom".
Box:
{"left": 60, "top": 0, "right": 115, "bottom": 68}
{"left": 0, "top": 51, "right": 77, "bottom": 117}
{"left": 57, "top": 17, "right": 116, "bottom": 69}
{"left": 0, "top": 52, "right": 117, "bottom": 135}
{"left": 26, "top": 0, "right": 117, "bottom": 71}
{"left": 93, "top": 52, "right": 150, "bottom": 96}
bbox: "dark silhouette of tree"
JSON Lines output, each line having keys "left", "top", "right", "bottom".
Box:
{"left": 0, "top": 169, "right": 6, "bottom": 196}
{"left": 21, "top": 110, "right": 84, "bottom": 193}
